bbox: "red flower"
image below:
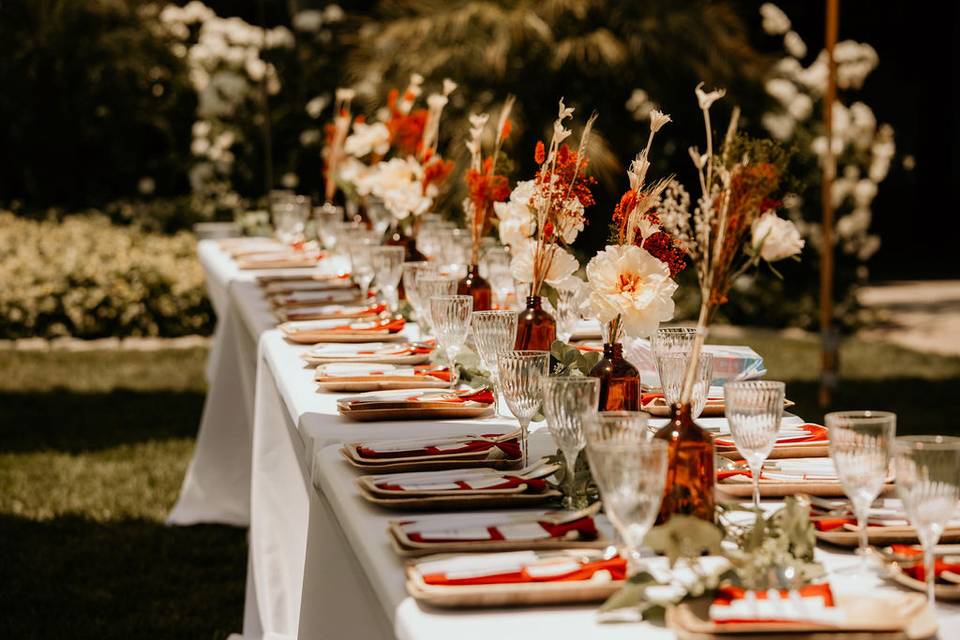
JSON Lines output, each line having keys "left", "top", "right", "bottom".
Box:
{"left": 640, "top": 230, "right": 687, "bottom": 277}
{"left": 423, "top": 157, "right": 454, "bottom": 193}
{"left": 534, "top": 141, "right": 546, "bottom": 165}
{"left": 612, "top": 190, "right": 637, "bottom": 242}
{"left": 389, "top": 109, "right": 428, "bottom": 156}
{"left": 501, "top": 120, "right": 513, "bottom": 140}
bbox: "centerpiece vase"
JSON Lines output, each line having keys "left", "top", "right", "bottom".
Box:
{"left": 514, "top": 296, "right": 555, "bottom": 350}
{"left": 588, "top": 342, "right": 641, "bottom": 411}
{"left": 653, "top": 402, "right": 716, "bottom": 524}
{"left": 457, "top": 264, "right": 492, "bottom": 311}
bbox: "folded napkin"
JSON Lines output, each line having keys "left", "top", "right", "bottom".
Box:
{"left": 375, "top": 473, "right": 546, "bottom": 493}
{"left": 404, "top": 515, "right": 598, "bottom": 543}
{"left": 274, "top": 289, "right": 361, "bottom": 306}
{"left": 642, "top": 387, "right": 725, "bottom": 407}
{"left": 887, "top": 545, "right": 960, "bottom": 581}
{"left": 285, "top": 303, "right": 385, "bottom": 321}
{"left": 710, "top": 583, "right": 844, "bottom": 625}
{"left": 357, "top": 433, "right": 520, "bottom": 460}
{"left": 318, "top": 362, "right": 449, "bottom": 379}
{"left": 718, "top": 458, "right": 837, "bottom": 482}
{"left": 340, "top": 387, "right": 494, "bottom": 409}
{"left": 417, "top": 552, "right": 626, "bottom": 586}
{"left": 287, "top": 318, "right": 405, "bottom": 335}
{"left": 715, "top": 423, "right": 827, "bottom": 448}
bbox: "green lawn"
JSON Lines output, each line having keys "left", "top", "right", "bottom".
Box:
{"left": 0, "top": 334, "right": 958, "bottom": 638}
{"left": 0, "top": 347, "right": 245, "bottom": 639}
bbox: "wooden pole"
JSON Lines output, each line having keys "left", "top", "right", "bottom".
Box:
{"left": 819, "top": 0, "right": 840, "bottom": 408}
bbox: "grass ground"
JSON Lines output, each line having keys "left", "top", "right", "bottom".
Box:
{"left": 0, "top": 333, "right": 958, "bottom": 638}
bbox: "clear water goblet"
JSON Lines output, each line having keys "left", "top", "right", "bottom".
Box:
{"left": 470, "top": 310, "right": 518, "bottom": 417}
{"left": 429, "top": 295, "right": 473, "bottom": 388}
{"left": 415, "top": 275, "right": 458, "bottom": 339}
{"left": 651, "top": 327, "right": 698, "bottom": 358}
{"left": 542, "top": 376, "right": 600, "bottom": 509}
{"left": 656, "top": 352, "right": 714, "bottom": 419}
{"left": 894, "top": 435, "right": 960, "bottom": 606}
{"left": 826, "top": 410, "right": 896, "bottom": 573}
{"left": 371, "top": 246, "right": 405, "bottom": 312}
{"left": 346, "top": 236, "right": 378, "bottom": 301}
{"left": 724, "top": 380, "right": 786, "bottom": 512}
{"left": 554, "top": 287, "right": 582, "bottom": 343}
{"left": 497, "top": 350, "right": 550, "bottom": 466}
{"left": 402, "top": 262, "right": 435, "bottom": 326}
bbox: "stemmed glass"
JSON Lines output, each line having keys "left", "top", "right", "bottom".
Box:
{"left": 585, "top": 431, "right": 668, "bottom": 576}
{"left": 497, "top": 351, "right": 550, "bottom": 466}
{"left": 554, "top": 287, "right": 581, "bottom": 343}
{"left": 724, "top": 381, "right": 786, "bottom": 512}
{"left": 429, "top": 295, "right": 473, "bottom": 388}
{"left": 485, "top": 247, "right": 515, "bottom": 309}
{"left": 415, "top": 275, "right": 458, "bottom": 339}
{"left": 402, "top": 262, "right": 436, "bottom": 325}
{"left": 371, "top": 246, "right": 406, "bottom": 312}
{"left": 470, "top": 310, "right": 518, "bottom": 417}
{"left": 651, "top": 327, "right": 698, "bottom": 357}
{"left": 542, "top": 376, "right": 600, "bottom": 508}
{"left": 656, "top": 352, "right": 714, "bottom": 419}
{"left": 894, "top": 435, "right": 960, "bottom": 606}
{"left": 274, "top": 195, "right": 311, "bottom": 246}
{"left": 585, "top": 411, "right": 651, "bottom": 445}
{"left": 826, "top": 410, "right": 896, "bottom": 573}
{"left": 314, "top": 204, "right": 344, "bottom": 250}
{"left": 346, "top": 236, "right": 378, "bottom": 301}
{"left": 365, "top": 197, "right": 393, "bottom": 237}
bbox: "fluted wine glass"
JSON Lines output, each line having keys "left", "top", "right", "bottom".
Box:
{"left": 894, "top": 435, "right": 960, "bottom": 606}
{"left": 429, "top": 295, "right": 473, "bottom": 388}
{"left": 656, "top": 352, "right": 714, "bottom": 419}
{"left": 542, "top": 376, "right": 600, "bottom": 508}
{"left": 371, "top": 246, "right": 405, "bottom": 312}
{"left": 725, "top": 381, "right": 786, "bottom": 511}
{"left": 554, "top": 287, "right": 581, "bottom": 343}
{"left": 651, "top": 327, "right": 698, "bottom": 357}
{"left": 346, "top": 235, "right": 378, "bottom": 300}
{"left": 497, "top": 351, "right": 549, "bottom": 466}
{"left": 585, "top": 434, "right": 667, "bottom": 575}
{"left": 826, "top": 410, "right": 896, "bottom": 573}
{"left": 415, "top": 275, "right": 458, "bottom": 339}
{"left": 585, "top": 411, "right": 651, "bottom": 446}
{"left": 470, "top": 310, "right": 518, "bottom": 417}
{"left": 402, "top": 262, "right": 436, "bottom": 328}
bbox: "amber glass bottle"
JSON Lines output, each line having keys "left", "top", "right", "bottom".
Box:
{"left": 514, "top": 296, "right": 556, "bottom": 350}
{"left": 589, "top": 343, "right": 641, "bottom": 411}
{"left": 654, "top": 403, "right": 716, "bottom": 524}
{"left": 457, "top": 265, "right": 493, "bottom": 311}
{"left": 387, "top": 228, "right": 425, "bottom": 262}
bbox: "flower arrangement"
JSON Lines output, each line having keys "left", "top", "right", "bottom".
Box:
{"left": 657, "top": 83, "right": 803, "bottom": 402}
{"left": 498, "top": 99, "right": 596, "bottom": 295}
{"left": 463, "top": 97, "right": 515, "bottom": 264}
{"left": 585, "top": 109, "right": 684, "bottom": 341}
{"left": 339, "top": 75, "right": 457, "bottom": 227}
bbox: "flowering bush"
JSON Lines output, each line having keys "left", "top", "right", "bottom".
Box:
{"left": 0, "top": 213, "right": 212, "bottom": 339}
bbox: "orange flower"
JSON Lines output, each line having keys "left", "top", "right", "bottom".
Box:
{"left": 501, "top": 120, "right": 513, "bottom": 140}
{"left": 534, "top": 141, "right": 545, "bottom": 165}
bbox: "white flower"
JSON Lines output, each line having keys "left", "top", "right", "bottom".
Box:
{"left": 427, "top": 93, "right": 448, "bottom": 110}
{"left": 306, "top": 95, "right": 328, "bottom": 119}
{"left": 368, "top": 157, "right": 433, "bottom": 220}
{"left": 493, "top": 180, "right": 535, "bottom": 247}
{"left": 760, "top": 3, "right": 791, "bottom": 35}
{"left": 292, "top": 10, "right": 323, "bottom": 32}
{"left": 558, "top": 199, "right": 585, "bottom": 243}
{"left": 784, "top": 30, "right": 807, "bottom": 59}
{"left": 751, "top": 212, "right": 804, "bottom": 262}
{"left": 335, "top": 88, "right": 356, "bottom": 103}
{"left": 762, "top": 112, "right": 796, "bottom": 141}
{"left": 344, "top": 121, "right": 390, "bottom": 158}
{"left": 695, "top": 83, "right": 726, "bottom": 111}
{"left": 649, "top": 109, "right": 671, "bottom": 133}
{"left": 137, "top": 177, "right": 156, "bottom": 195}
{"left": 585, "top": 244, "right": 677, "bottom": 338}
{"left": 281, "top": 172, "right": 299, "bottom": 188}
{"left": 509, "top": 240, "right": 579, "bottom": 285}
{"left": 299, "top": 129, "right": 321, "bottom": 146}
{"left": 637, "top": 216, "right": 661, "bottom": 241}
{"left": 765, "top": 78, "right": 797, "bottom": 105}
{"left": 786, "top": 93, "right": 813, "bottom": 121}
{"left": 442, "top": 79, "right": 457, "bottom": 96}
{"left": 853, "top": 179, "right": 878, "bottom": 207}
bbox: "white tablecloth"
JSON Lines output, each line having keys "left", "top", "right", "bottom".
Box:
{"left": 177, "top": 240, "right": 960, "bottom": 640}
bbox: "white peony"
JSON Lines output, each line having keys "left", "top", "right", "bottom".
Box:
{"left": 586, "top": 244, "right": 677, "bottom": 338}
{"left": 368, "top": 157, "right": 432, "bottom": 220}
{"left": 344, "top": 122, "right": 390, "bottom": 158}
{"left": 751, "top": 211, "right": 805, "bottom": 262}
{"left": 493, "top": 180, "right": 536, "bottom": 247}
{"left": 509, "top": 240, "right": 578, "bottom": 286}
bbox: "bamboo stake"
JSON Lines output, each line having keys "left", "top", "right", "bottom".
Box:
{"left": 819, "top": 0, "right": 840, "bottom": 407}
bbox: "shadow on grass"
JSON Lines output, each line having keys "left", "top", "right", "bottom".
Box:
{"left": 786, "top": 377, "right": 960, "bottom": 434}
{"left": 0, "top": 389, "right": 205, "bottom": 454}
{"left": 0, "top": 514, "right": 246, "bottom": 640}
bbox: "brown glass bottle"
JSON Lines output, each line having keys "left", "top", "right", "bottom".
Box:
{"left": 514, "top": 296, "right": 556, "bottom": 350}
{"left": 654, "top": 403, "right": 716, "bottom": 524}
{"left": 457, "top": 265, "right": 493, "bottom": 311}
{"left": 387, "top": 228, "right": 425, "bottom": 262}
{"left": 588, "top": 343, "right": 641, "bottom": 411}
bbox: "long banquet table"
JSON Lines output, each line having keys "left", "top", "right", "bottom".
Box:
{"left": 176, "top": 239, "right": 960, "bottom": 640}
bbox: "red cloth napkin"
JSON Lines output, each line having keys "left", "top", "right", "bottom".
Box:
{"left": 712, "top": 583, "right": 835, "bottom": 624}
{"left": 404, "top": 388, "right": 495, "bottom": 405}
{"left": 422, "top": 557, "right": 627, "bottom": 586}
{"left": 889, "top": 545, "right": 960, "bottom": 581}
{"left": 715, "top": 423, "right": 827, "bottom": 448}
{"left": 357, "top": 435, "right": 521, "bottom": 460}
{"left": 405, "top": 515, "right": 598, "bottom": 543}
